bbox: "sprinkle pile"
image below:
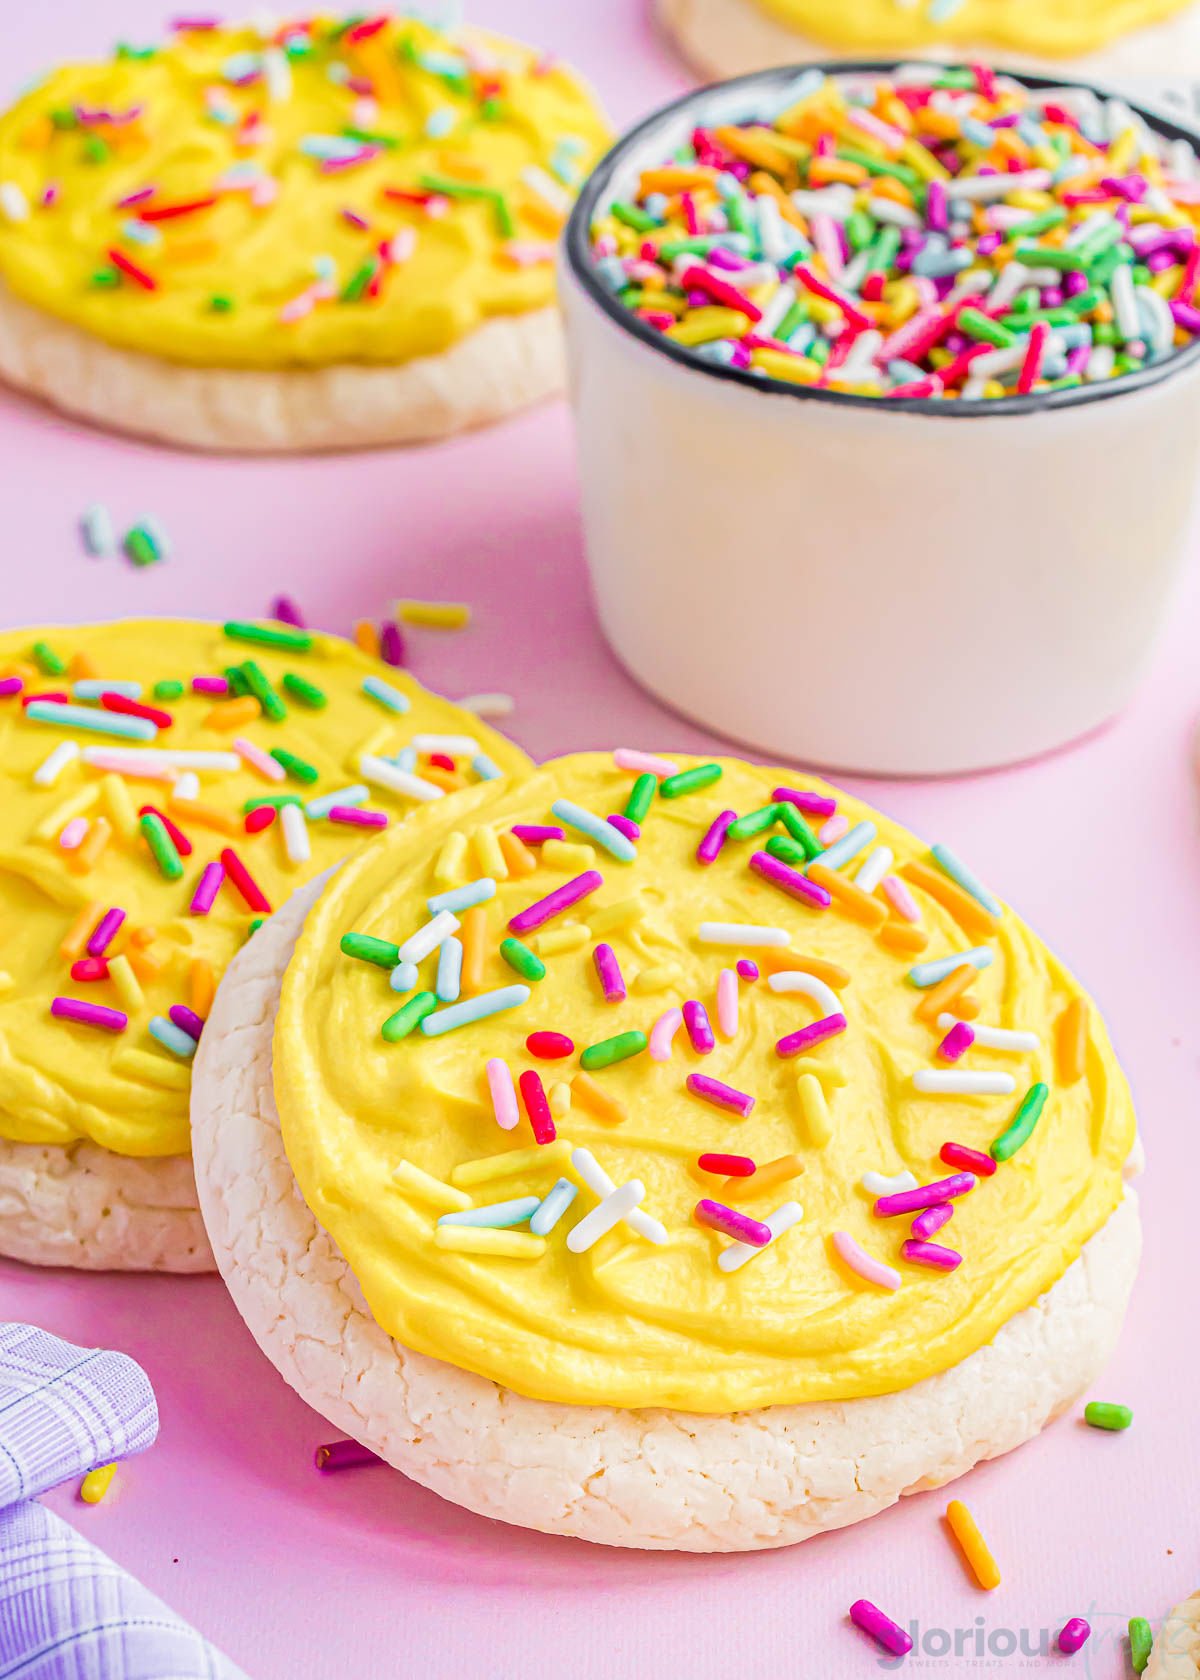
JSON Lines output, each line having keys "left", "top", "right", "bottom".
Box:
{"left": 586, "top": 65, "right": 1200, "bottom": 400}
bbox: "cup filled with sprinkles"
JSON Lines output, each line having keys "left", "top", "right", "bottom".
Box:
{"left": 561, "top": 61, "right": 1200, "bottom": 775}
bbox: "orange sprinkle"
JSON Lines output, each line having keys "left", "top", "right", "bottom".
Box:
{"left": 807, "top": 863, "right": 888, "bottom": 931}
{"left": 127, "top": 944, "right": 166, "bottom": 982}
{"left": 129, "top": 926, "right": 158, "bottom": 948}
{"left": 520, "top": 197, "right": 565, "bottom": 236}
{"left": 459, "top": 905, "right": 488, "bottom": 996}
{"left": 168, "top": 797, "right": 239, "bottom": 836}
{"left": 19, "top": 116, "right": 53, "bottom": 150}
{"left": 810, "top": 157, "right": 868, "bottom": 188}
{"left": 1055, "top": 997, "right": 1088, "bottom": 1084}
{"left": 203, "top": 696, "right": 261, "bottom": 732}
{"left": 353, "top": 620, "right": 381, "bottom": 658}
{"left": 920, "top": 108, "right": 962, "bottom": 142}
{"left": 638, "top": 165, "right": 719, "bottom": 195}
{"left": 68, "top": 651, "right": 97, "bottom": 680}
{"left": 60, "top": 901, "right": 105, "bottom": 961}
{"left": 747, "top": 171, "right": 809, "bottom": 229}
{"left": 159, "top": 238, "right": 220, "bottom": 266}
{"left": 723, "top": 1153, "right": 804, "bottom": 1203}
{"left": 900, "top": 861, "right": 1000, "bottom": 938}
{"left": 915, "top": 964, "right": 977, "bottom": 1023}
{"left": 570, "top": 1072, "right": 627, "bottom": 1124}
{"left": 756, "top": 949, "right": 851, "bottom": 987}
{"left": 69, "top": 816, "right": 112, "bottom": 875}
{"left": 712, "top": 124, "right": 795, "bottom": 179}
{"left": 879, "top": 920, "right": 929, "bottom": 955}
{"left": 955, "top": 993, "right": 982, "bottom": 1022}
{"left": 422, "top": 767, "right": 466, "bottom": 793}
{"left": 497, "top": 830, "right": 538, "bottom": 878}
{"left": 868, "top": 175, "right": 915, "bottom": 209}
{"left": 189, "top": 958, "right": 216, "bottom": 1019}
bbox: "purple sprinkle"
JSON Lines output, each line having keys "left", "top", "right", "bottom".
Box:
{"left": 901, "top": 1238, "right": 962, "bottom": 1271}
{"left": 936, "top": 1021, "right": 975, "bottom": 1062}
{"left": 593, "top": 942, "right": 626, "bottom": 1003}
{"left": 750, "top": 851, "right": 831, "bottom": 910}
{"left": 1171, "top": 299, "right": 1200, "bottom": 334}
{"left": 380, "top": 622, "right": 405, "bottom": 667}
{"left": 874, "top": 1173, "right": 977, "bottom": 1219}
{"left": 910, "top": 1202, "right": 954, "bottom": 1241}
{"left": 1058, "top": 1620, "right": 1091, "bottom": 1656}
{"left": 192, "top": 675, "right": 229, "bottom": 695}
{"left": 696, "top": 808, "right": 736, "bottom": 866}
{"left": 926, "top": 179, "right": 948, "bottom": 232}
{"left": 682, "top": 1000, "right": 715, "bottom": 1055}
{"left": 694, "top": 1200, "right": 771, "bottom": 1246}
{"left": 512, "top": 825, "right": 564, "bottom": 846}
{"left": 51, "top": 997, "right": 127, "bottom": 1033}
{"left": 508, "top": 871, "right": 603, "bottom": 936}
{"left": 329, "top": 805, "right": 389, "bottom": 828}
{"left": 686, "top": 1073, "right": 755, "bottom": 1118}
{"left": 169, "top": 1005, "right": 205, "bottom": 1042}
{"left": 190, "top": 860, "right": 225, "bottom": 917}
{"left": 773, "top": 786, "right": 837, "bottom": 819}
{"left": 736, "top": 959, "right": 759, "bottom": 982}
{"left": 314, "top": 1439, "right": 383, "bottom": 1472}
{"left": 270, "top": 594, "right": 306, "bottom": 627}
{"left": 775, "top": 1012, "right": 846, "bottom": 1059}
{"left": 86, "top": 906, "right": 126, "bottom": 958}
{"left": 607, "top": 814, "right": 640, "bottom": 842}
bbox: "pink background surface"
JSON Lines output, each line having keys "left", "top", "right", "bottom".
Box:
{"left": 1, "top": 5, "right": 1198, "bottom": 1677}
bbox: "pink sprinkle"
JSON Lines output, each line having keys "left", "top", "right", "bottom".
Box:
{"left": 86, "top": 907, "right": 126, "bottom": 958}
{"left": 749, "top": 851, "right": 831, "bottom": 910}
{"left": 486, "top": 1058, "right": 520, "bottom": 1130}
{"left": 937, "top": 1021, "right": 975, "bottom": 1062}
{"left": 649, "top": 1006, "right": 684, "bottom": 1062}
{"left": 234, "top": 736, "right": 286, "bottom": 782}
{"left": 874, "top": 1172, "right": 977, "bottom": 1218}
{"left": 910, "top": 1202, "right": 953, "bottom": 1241}
{"left": 607, "top": 814, "right": 640, "bottom": 842}
{"left": 115, "top": 185, "right": 156, "bottom": 209}
{"left": 696, "top": 809, "right": 736, "bottom": 866}
{"left": 51, "top": 997, "right": 127, "bottom": 1033}
{"left": 682, "top": 1000, "right": 715, "bottom": 1055}
{"left": 593, "top": 942, "right": 626, "bottom": 1003}
{"left": 83, "top": 754, "right": 174, "bottom": 782}
{"left": 819, "top": 814, "right": 849, "bottom": 845}
{"left": 901, "top": 1239, "right": 962, "bottom": 1272}
{"left": 716, "top": 968, "right": 738, "bottom": 1038}
{"left": 686, "top": 1073, "right": 755, "bottom": 1118}
{"left": 776, "top": 1012, "right": 846, "bottom": 1059}
{"left": 834, "top": 1232, "right": 901, "bottom": 1292}
{"left": 613, "top": 748, "right": 679, "bottom": 778}
{"left": 695, "top": 1200, "right": 771, "bottom": 1246}
{"left": 169, "top": 1004, "right": 205, "bottom": 1041}
{"left": 329, "top": 806, "right": 388, "bottom": 828}
{"left": 0, "top": 676, "right": 23, "bottom": 698}
{"left": 736, "top": 959, "right": 759, "bottom": 982}
{"left": 882, "top": 875, "right": 921, "bottom": 923}
{"left": 191, "top": 675, "right": 229, "bottom": 695}
{"left": 59, "top": 817, "right": 89, "bottom": 850}
{"left": 508, "top": 871, "right": 604, "bottom": 936}
{"left": 940, "top": 1141, "right": 997, "bottom": 1178}
{"left": 190, "top": 861, "right": 225, "bottom": 916}
{"left": 511, "top": 825, "right": 564, "bottom": 846}
{"left": 342, "top": 208, "right": 371, "bottom": 230}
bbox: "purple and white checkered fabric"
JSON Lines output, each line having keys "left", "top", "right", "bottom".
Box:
{"left": 0, "top": 1323, "right": 250, "bottom": 1680}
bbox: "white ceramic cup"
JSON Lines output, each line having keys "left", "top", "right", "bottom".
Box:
{"left": 561, "top": 65, "right": 1200, "bottom": 775}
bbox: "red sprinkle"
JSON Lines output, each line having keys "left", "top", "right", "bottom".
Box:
{"left": 429, "top": 752, "right": 456, "bottom": 772}
{"left": 23, "top": 691, "right": 69, "bottom": 707}
{"left": 939, "top": 1141, "right": 997, "bottom": 1178}
{"left": 525, "top": 1031, "right": 575, "bottom": 1060}
{"left": 139, "top": 195, "right": 218, "bottom": 223}
{"left": 70, "top": 957, "right": 110, "bottom": 983}
{"left": 220, "top": 845, "right": 272, "bottom": 914}
{"left": 517, "top": 1069, "right": 556, "bottom": 1144}
{"left": 102, "top": 692, "right": 173, "bottom": 729}
{"left": 108, "top": 247, "right": 157, "bottom": 290}
{"left": 245, "top": 805, "right": 277, "bottom": 834}
{"left": 698, "top": 1152, "right": 756, "bottom": 1177}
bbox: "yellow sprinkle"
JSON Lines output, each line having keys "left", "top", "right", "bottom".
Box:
{"left": 750, "top": 349, "right": 821, "bottom": 385}
{"left": 392, "top": 1159, "right": 471, "bottom": 1213}
{"left": 112, "top": 1049, "right": 191, "bottom": 1090}
{"left": 549, "top": 1082, "right": 572, "bottom": 1118}
{"left": 898, "top": 136, "right": 949, "bottom": 181}
{"left": 532, "top": 923, "right": 591, "bottom": 956}
{"left": 433, "top": 1227, "right": 546, "bottom": 1258}
{"left": 946, "top": 1500, "right": 1001, "bottom": 1590}
{"left": 590, "top": 896, "right": 645, "bottom": 934}
{"left": 666, "top": 307, "right": 752, "bottom": 347}
{"left": 396, "top": 599, "right": 471, "bottom": 630}
{"left": 352, "top": 723, "right": 395, "bottom": 773}
{"left": 472, "top": 823, "right": 508, "bottom": 881}
{"left": 633, "top": 963, "right": 683, "bottom": 994}
{"left": 0, "top": 972, "right": 14, "bottom": 994}
{"left": 451, "top": 1138, "right": 570, "bottom": 1188}
{"left": 99, "top": 773, "right": 138, "bottom": 843}
{"left": 108, "top": 954, "right": 144, "bottom": 1015}
{"left": 797, "top": 1073, "right": 832, "bottom": 1147}
{"left": 541, "top": 839, "right": 596, "bottom": 872}
{"left": 34, "top": 785, "right": 99, "bottom": 842}
{"left": 1007, "top": 189, "right": 1053, "bottom": 212}
{"left": 433, "top": 830, "right": 469, "bottom": 886}
{"left": 808, "top": 1060, "right": 849, "bottom": 1091}
{"left": 80, "top": 1463, "right": 117, "bottom": 1504}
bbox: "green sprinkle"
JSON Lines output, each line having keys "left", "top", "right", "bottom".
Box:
{"left": 624, "top": 772, "right": 657, "bottom": 825}
{"left": 1008, "top": 208, "right": 1066, "bottom": 239}
{"left": 82, "top": 134, "right": 110, "bottom": 164}
{"left": 247, "top": 917, "right": 265, "bottom": 938}
{"left": 776, "top": 298, "right": 810, "bottom": 342}
{"left": 611, "top": 200, "right": 658, "bottom": 233}
{"left": 480, "top": 97, "right": 504, "bottom": 122}
{"left": 580, "top": 1030, "right": 648, "bottom": 1071}
{"left": 50, "top": 108, "right": 78, "bottom": 130}
{"left": 659, "top": 763, "right": 722, "bottom": 799}
{"left": 224, "top": 665, "right": 250, "bottom": 698}
{"left": 208, "top": 294, "right": 234, "bottom": 313}
{"left": 724, "top": 195, "right": 751, "bottom": 238}
{"left": 139, "top": 811, "right": 183, "bottom": 881}
{"left": 776, "top": 802, "right": 823, "bottom": 859}
{"left": 835, "top": 146, "right": 921, "bottom": 188}
{"left": 282, "top": 673, "right": 328, "bottom": 709}
{"left": 958, "top": 308, "right": 1015, "bottom": 349}
{"left": 990, "top": 1082, "right": 1048, "bottom": 1162}
{"left": 382, "top": 990, "right": 437, "bottom": 1042}
{"left": 90, "top": 267, "right": 121, "bottom": 289}
{"left": 31, "top": 641, "right": 66, "bottom": 677}
{"left": 153, "top": 679, "right": 184, "bottom": 700}
{"left": 240, "top": 660, "right": 287, "bottom": 723}
{"left": 418, "top": 174, "right": 514, "bottom": 236}
{"left": 340, "top": 258, "right": 378, "bottom": 303}
{"left": 1012, "top": 245, "right": 1085, "bottom": 273}
{"left": 1085, "top": 1401, "right": 1133, "bottom": 1432}
{"left": 865, "top": 225, "right": 902, "bottom": 274}
{"left": 726, "top": 803, "right": 781, "bottom": 843}
{"left": 341, "top": 126, "right": 398, "bottom": 150}
{"left": 123, "top": 527, "right": 160, "bottom": 569}
{"left": 499, "top": 937, "right": 546, "bottom": 982}
{"left": 341, "top": 931, "right": 401, "bottom": 968}
{"left": 1129, "top": 1617, "right": 1153, "bottom": 1673}
{"left": 765, "top": 834, "right": 810, "bottom": 870}
{"left": 1093, "top": 321, "right": 1119, "bottom": 347}
{"left": 809, "top": 336, "right": 830, "bottom": 367}
{"left": 223, "top": 620, "right": 313, "bottom": 653}
{"left": 241, "top": 794, "right": 303, "bottom": 811}
{"left": 845, "top": 209, "right": 874, "bottom": 254}
{"left": 269, "top": 747, "right": 319, "bottom": 785}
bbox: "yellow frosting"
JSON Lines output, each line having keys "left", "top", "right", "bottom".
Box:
{"left": 0, "top": 619, "right": 530, "bottom": 1158}
{"left": 275, "top": 752, "right": 1135, "bottom": 1413}
{"left": 0, "top": 17, "right": 608, "bottom": 368}
{"left": 747, "top": 0, "right": 1194, "bottom": 57}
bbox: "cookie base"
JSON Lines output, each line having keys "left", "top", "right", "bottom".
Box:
{"left": 0, "top": 285, "right": 563, "bottom": 453}
{"left": 1148, "top": 1592, "right": 1200, "bottom": 1679}
{"left": 191, "top": 874, "right": 1141, "bottom": 1552}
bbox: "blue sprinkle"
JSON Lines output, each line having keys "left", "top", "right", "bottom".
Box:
{"left": 427, "top": 877, "right": 497, "bottom": 915}
{"left": 436, "top": 936, "right": 463, "bottom": 1004}
{"left": 814, "top": 821, "right": 876, "bottom": 874}
{"left": 472, "top": 752, "right": 503, "bottom": 782}
{"left": 306, "top": 784, "right": 369, "bottom": 819}
{"left": 362, "top": 675, "right": 411, "bottom": 714}
{"left": 551, "top": 798, "right": 637, "bottom": 863}
{"left": 908, "top": 948, "right": 995, "bottom": 988}
{"left": 389, "top": 961, "right": 419, "bottom": 994}
{"left": 420, "top": 985, "right": 530, "bottom": 1037}
{"left": 530, "top": 1178, "right": 578, "bottom": 1236}
{"left": 439, "top": 1196, "right": 541, "bottom": 1229}
{"left": 930, "top": 844, "right": 1003, "bottom": 918}
{"left": 424, "top": 107, "right": 457, "bottom": 139}
{"left": 73, "top": 679, "right": 141, "bottom": 700}
{"left": 148, "top": 1016, "right": 197, "bottom": 1059}
{"left": 80, "top": 503, "right": 116, "bottom": 557}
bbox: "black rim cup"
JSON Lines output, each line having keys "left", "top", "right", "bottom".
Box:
{"left": 565, "top": 59, "right": 1200, "bottom": 418}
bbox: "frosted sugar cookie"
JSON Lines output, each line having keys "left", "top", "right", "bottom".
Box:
{"left": 0, "top": 619, "right": 530, "bottom": 1271}
{"left": 193, "top": 752, "right": 1140, "bottom": 1548}
{"left": 656, "top": 0, "right": 1200, "bottom": 83}
{"left": 0, "top": 15, "right": 609, "bottom": 450}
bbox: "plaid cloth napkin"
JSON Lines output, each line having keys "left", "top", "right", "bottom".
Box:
{"left": 0, "top": 1322, "right": 250, "bottom": 1679}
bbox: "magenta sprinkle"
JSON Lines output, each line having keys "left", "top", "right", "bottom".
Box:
{"left": 51, "top": 997, "right": 127, "bottom": 1033}
{"left": 169, "top": 1005, "right": 205, "bottom": 1041}
{"left": 508, "top": 870, "right": 604, "bottom": 935}
{"left": 910, "top": 1202, "right": 954, "bottom": 1241}
{"left": 270, "top": 594, "right": 305, "bottom": 627}
{"left": 776, "top": 1011, "right": 846, "bottom": 1058}
{"left": 773, "top": 785, "right": 837, "bottom": 819}
{"left": 86, "top": 906, "right": 125, "bottom": 958}
{"left": 592, "top": 942, "right": 626, "bottom": 1003}
{"left": 850, "top": 1601, "right": 913, "bottom": 1658}
{"left": 696, "top": 808, "right": 736, "bottom": 865}
{"left": 736, "top": 959, "right": 759, "bottom": 982}
{"left": 607, "top": 814, "right": 640, "bottom": 842}
{"left": 314, "top": 1439, "right": 382, "bottom": 1472}
{"left": 686, "top": 1073, "right": 755, "bottom": 1118}
{"left": 115, "top": 185, "right": 156, "bottom": 208}
{"left": 937, "top": 1021, "right": 975, "bottom": 1062}
{"left": 512, "top": 825, "right": 565, "bottom": 845}
{"left": 694, "top": 1200, "right": 771, "bottom": 1245}
{"left": 380, "top": 622, "right": 405, "bottom": 667}
{"left": 329, "top": 805, "right": 389, "bottom": 828}
{"left": 1058, "top": 1619, "right": 1091, "bottom": 1655}
{"left": 901, "top": 1238, "right": 962, "bottom": 1271}
{"left": 191, "top": 675, "right": 229, "bottom": 695}
{"left": 0, "top": 677, "right": 23, "bottom": 698}
{"left": 526, "top": 1030, "right": 574, "bottom": 1059}
{"left": 682, "top": 999, "right": 715, "bottom": 1055}
{"left": 189, "top": 861, "right": 225, "bottom": 917}
{"left": 939, "top": 1141, "right": 997, "bottom": 1178}
{"left": 874, "top": 1172, "right": 977, "bottom": 1218}
{"left": 750, "top": 850, "right": 831, "bottom": 909}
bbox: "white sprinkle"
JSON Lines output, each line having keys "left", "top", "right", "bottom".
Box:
{"left": 697, "top": 922, "right": 789, "bottom": 948}
{"left": 172, "top": 771, "right": 201, "bottom": 802}
{"left": 361, "top": 755, "right": 444, "bottom": 802}
{"left": 717, "top": 1201, "right": 803, "bottom": 1273}
{"left": 280, "top": 800, "right": 310, "bottom": 865}
{"left": 396, "top": 909, "right": 460, "bottom": 966}
{"left": 262, "top": 45, "right": 292, "bottom": 100}
{"left": 861, "top": 1170, "right": 919, "bottom": 1197}
{"left": 913, "top": 1069, "right": 1017, "bottom": 1096}
{"left": 458, "top": 692, "right": 514, "bottom": 719}
{"left": 571, "top": 1146, "right": 667, "bottom": 1245}
{"left": 937, "top": 1014, "right": 1040, "bottom": 1053}
{"left": 854, "top": 845, "right": 893, "bottom": 896}
{"left": 0, "top": 182, "right": 29, "bottom": 223}
{"left": 948, "top": 169, "right": 1052, "bottom": 203}
{"left": 521, "top": 164, "right": 570, "bottom": 214}
{"left": 80, "top": 503, "right": 116, "bottom": 557}
{"left": 410, "top": 734, "right": 479, "bottom": 756}
{"left": 33, "top": 741, "right": 80, "bottom": 787}
{"left": 566, "top": 1179, "right": 646, "bottom": 1253}
{"left": 767, "top": 970, "right": 842, "bottom": 1017}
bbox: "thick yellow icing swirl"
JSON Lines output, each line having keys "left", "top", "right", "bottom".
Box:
{"left": 276, "top": 753, "right": 1135, "bottom": 1412}
{"left": 0, "top": 619, "right": 529, "bottom": 1158}
{"left": 748, "top": 0, "right": 1194, "bottom": 57}
{"left": 0, "top": 17, "right": 608, "bottom": 368}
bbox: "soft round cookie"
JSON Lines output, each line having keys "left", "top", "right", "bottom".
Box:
{"left": 656, "top": 0, "right": 1200, "bottom": 81}
{"left": 0, "top": 16, "right": 608, "bottom": 451}
{"left": 193, "top": 752, "right": 1141, "bottom": 1547}
{"left": 1148, "top": 1593, "right": 1200, "bottom": 1680}
{"left": 0, "top": 619, "right": 529, "bottom": 1271}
